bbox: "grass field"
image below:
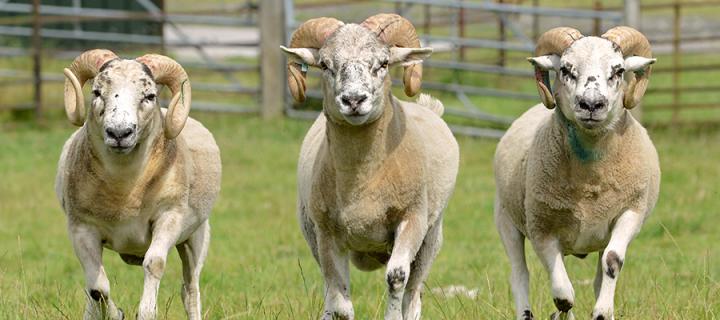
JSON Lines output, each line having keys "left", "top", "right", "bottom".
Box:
{"left": 0, "top": 111, "right": 718, "bottom": 319}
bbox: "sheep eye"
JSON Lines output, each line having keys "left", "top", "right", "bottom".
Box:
{"left": 381, "top": 60, "right": 388, "bottom": 69}
{"left": 560, "top": 67, "right": 576, "bottom": 80}
{"left": 144, "top": 93, "right": 156, "bottom": 102}
{"left": 319, "top": 61, "right": 328, "bottom": 71}
{"left": 611, "top": 68, "right": 625, "bottom": 80}
{"left": 92, "top": 89, "right": 101, "bottom": 97}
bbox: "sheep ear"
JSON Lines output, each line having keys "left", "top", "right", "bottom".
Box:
{"left": 280, "top": 46, "right": 321, "bottom": 68}
{"left": 527, "top": 54, "right": 560, "bottom": 71}
{"left": 624, "top": 56, "right": 656, "bottom": 73}
{"left": 389, "top": 47, "right": 432, "bottom": 66}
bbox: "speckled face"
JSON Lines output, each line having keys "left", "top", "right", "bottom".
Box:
{"left": 318, "top": 25, "right": 391, "bottom": 126}
{"left": 554, "top": 37, "right": 625, "bottom": 130}
{"left": 90, "top": 59, "right": 158, "bottom": 154}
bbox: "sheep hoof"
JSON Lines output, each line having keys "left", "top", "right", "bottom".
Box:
{"left": 522, "top": 309, "right": 534, "bottom": 320}
{"left": 89, "top": 289, "right": 104, "bottom": 301}
{"left": 553, "top": 298, "right": 573, "bottom": 313}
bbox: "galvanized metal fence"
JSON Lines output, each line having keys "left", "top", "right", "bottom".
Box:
{"left": 635, "top": 1, "right": 720, "bottom": 123}
{"left": 284, "top": 0, "right": 628, "bottom": 137}
{"left": 0, "top": 0, "right": 262, "bottom": 117}
{"left": 2, "top": 0, "right": 719, "bottom": 134}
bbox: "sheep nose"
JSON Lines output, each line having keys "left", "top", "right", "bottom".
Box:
{"left": 106, "top": 126, "right": 134, "bottom": 141}
{"left": 578, "top": 97, "right": 607, "bottom": 112}
{"left": 340, "top": 94, "right": 368, "bottom": 110}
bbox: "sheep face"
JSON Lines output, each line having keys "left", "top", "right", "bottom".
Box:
{"left": 282, "top": 24, "right": 431, "bottom": 126}
{"left": 319, "top": 25, "right": 391, "bottom": 125}
{"left": 529, "top": 37, "right": 655, "bottom": 131}
{"left": 89, "top": 60, "right": 158, "bottom": 154}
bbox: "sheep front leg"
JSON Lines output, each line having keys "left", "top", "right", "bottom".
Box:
{"left": 317, "top": 230, "right": 353, "bottom": 320}
{"left": 177, "top": 220, "right": 210, "bottom": 320}
{"left": 532, "top": 237, "right": 575, "bottom": 320}
{"left": 138, "top": 212, "right": 185, "bottom": 320}
{"left": 69, "top": 223, "right": 124, "bottom": 320}
{"left": 386, "top": 213, "right": 428, "bottom": 320}
{"left": 592, "top": 210, "right": 644, "bottom": 320}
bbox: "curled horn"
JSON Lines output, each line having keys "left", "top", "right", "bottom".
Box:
{"left": 361, "top": 13, "right": 423, "bottom": 97}
{"left": 136, "top": 54, "right": 191, "bottom": 139}
{"left": 287, "top": 17, "right": 345, "bottom": 103}
{"left": 63, "top": 49, "right": 118, "bottom": 126}
{"left": 602, "top": 26, "right": 653, "bottom": 109}
{"left": 533, "top": 27, "right": 583, "bottom": 109}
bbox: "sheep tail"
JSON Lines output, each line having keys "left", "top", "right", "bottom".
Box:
{"left": 416, "top": 93, "right": 444, "bottom": 116}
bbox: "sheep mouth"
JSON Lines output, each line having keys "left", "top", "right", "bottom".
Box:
{"left": 107, "top": 143, "right": 135, "bottom": 154}
{"left": 579, "top": 117, "right": 600, "bottom": 123}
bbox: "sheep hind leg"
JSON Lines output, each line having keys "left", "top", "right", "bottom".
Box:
{"left": 495, "top": 205, "right": 533, "bottom": 320}
{"left": 592, "top": 210, "right": 644, "bottom": 320}
{"left": 177, "top": 220, "right": 210, "bottom": 320}
{"left": 69, "top": 223, "right": 124, "bottom": 320}
{"left": 402, "top": 216, "right": 443, "bottom": 320}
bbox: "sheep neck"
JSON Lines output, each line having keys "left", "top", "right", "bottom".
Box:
{"left": 554, "top": 109, "right": 628, "bottom": 164}
{"left": 324, "top": 92, "right": 399, "bottom": 195}
{"left": 85, "top": 110, "right": 170, "bottom": 190}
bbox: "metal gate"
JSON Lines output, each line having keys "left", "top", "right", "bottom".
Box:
{"left": 284, "top": 0, "right": 626, "bottom": 137}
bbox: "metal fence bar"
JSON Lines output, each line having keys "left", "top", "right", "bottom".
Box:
{"left": 423, "top": 34, "right": 534, "bottom": 52}
{"left": 0, "top": 26, "right": 162, "bottom": 44}
{"left": 0, "top": 3, "right": 248, "bottom": 26}
{"left": 413, "top": 80, "right": 538, "bottom": 100}
{"left": 423, "top": 60, "right": 533, "bottom": 77}
{"left": 385, "top": 0, "right": 623, "bottom": 20}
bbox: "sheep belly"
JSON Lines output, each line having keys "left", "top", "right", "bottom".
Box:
{"left": 334, "top": 201, "right": 393, "bottom": 253}
{"left": 97, "top": 217, "right": 154, "bottom": 256}
{"left": 527, "top": 198, "right": 626, "bottom": 255}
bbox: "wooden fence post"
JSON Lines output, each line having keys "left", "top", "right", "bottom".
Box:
{"left": 260, "top": 0, "right": 285, "bottom": 119}
{"left": 32, "top": 0, "right": 42, "bottom": 121}
{"left": 624, "top": 0, "right": 642, "bottom": 121}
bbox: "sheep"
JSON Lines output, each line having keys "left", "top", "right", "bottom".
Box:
{"left": 55, "top": 49, "right": 221, "bottom": 320}
{"left": 494, "top": 26, "right": 660, "bottom": 320}
{"left": 281, "top": 14, "right": 459, "bottom": 320}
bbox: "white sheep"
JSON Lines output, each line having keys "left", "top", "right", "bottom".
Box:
{"left": 282, "top": 14, "right": 459, "bottom": 320}
{"left": 494, "top": 26, "right": 660, "bottom": 320}
{"left": 56, "top": 49, "right": 221, "bottom": 320}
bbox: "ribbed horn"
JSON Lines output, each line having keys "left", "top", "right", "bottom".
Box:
{"left": 287, "top": 17, "right": 345, "bottom": 103}
{"left": 533, "top": 27, "right": 583, "bottom": 109}
{"left": 63, "top": 49, "right": 118, "bottom": 126}
{"left": 602, "top": 26, "right": 653, "bottom": 109}
{"left": 361, "top": 13, "right": 424, "bottom": 97}
{"left": 136, "top": 54, "right": 191, "bottom": 139}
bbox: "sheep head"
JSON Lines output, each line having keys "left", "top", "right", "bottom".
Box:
{"left": 64, "top": 50, "right": 191, "bottom": 154}
{"left": 281, "top": 14, "right": 432, "bottom": 126}
{"left": 528, "top": 26, "right": 656, "bottom": 130}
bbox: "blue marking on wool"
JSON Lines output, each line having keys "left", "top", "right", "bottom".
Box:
{"left": 559, "top": 112, "right": 602, "bottom": 162}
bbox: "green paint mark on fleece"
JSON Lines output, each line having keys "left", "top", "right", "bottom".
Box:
{"left": 559, "top": 111, "right": 602, "bottom": 163}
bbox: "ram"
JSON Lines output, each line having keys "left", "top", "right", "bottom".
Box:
{"left": 56, "top": 49, "right": 221, "bottom": 320}
{"left": 282, "top": 14, "right": 459, "bottom": 320}
{"left": 494, "top": 26, "right": 660, "bottom": 320}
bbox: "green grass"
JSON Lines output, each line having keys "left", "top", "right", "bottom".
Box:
{"left": 0, "top": 112, "right": 718, "bottom": 319}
